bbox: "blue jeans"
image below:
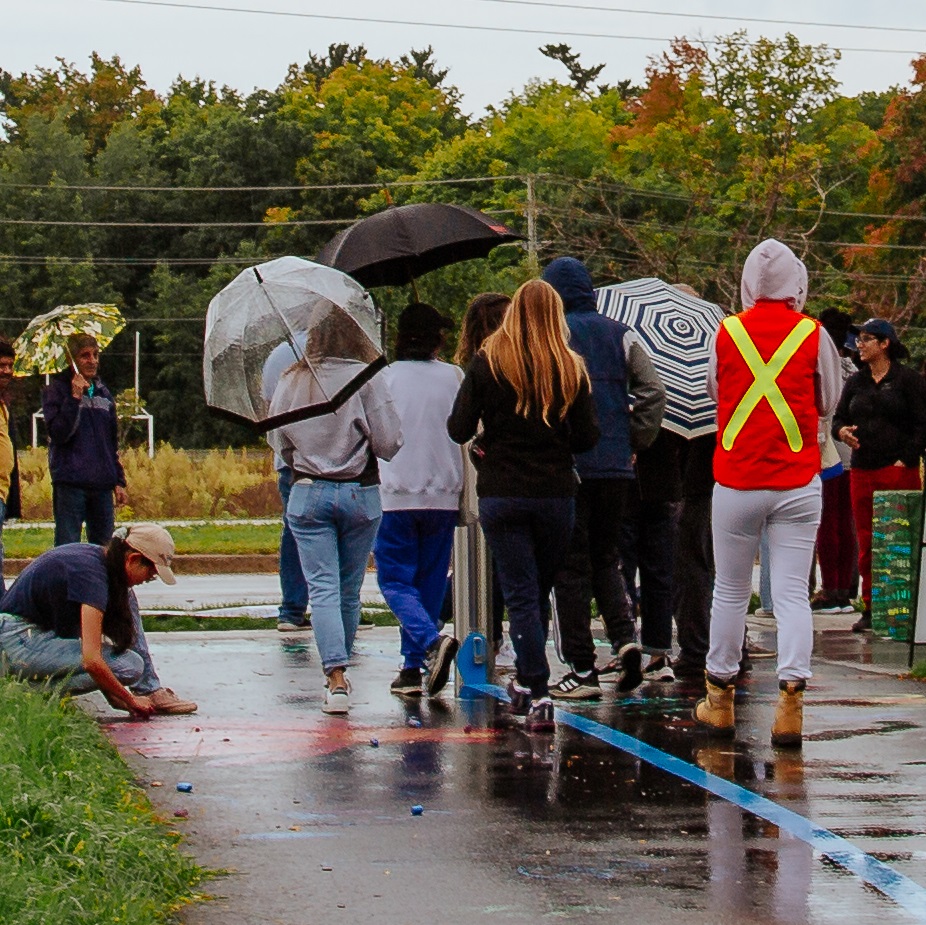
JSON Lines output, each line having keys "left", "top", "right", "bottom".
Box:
{"left": 286, "top": 480, "right": 382, "bottom": 674}
{"left": 0, "top": 614, "right": 144, "bottom": 692}
{"left": 479, "top": 496, "right": 575, "bottom": 698}
{"left": 277, "top": 468, "right": 309, "bottom": 623}
{"left": 53, "top": 484, "right": 115, "bottom": 546}
{"left": 129, "top": 590, "right": 161, "bottom": 694}
{"left": 374, "top": 509, "right": 456, "bottom": 670}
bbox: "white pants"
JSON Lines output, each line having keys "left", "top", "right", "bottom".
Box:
{"left": 707, "top": 478, "right": 821, "bottom": 682}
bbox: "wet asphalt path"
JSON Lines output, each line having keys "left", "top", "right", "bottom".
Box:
{"left": 91, "top": 614, "right": 926, "bottom": 925}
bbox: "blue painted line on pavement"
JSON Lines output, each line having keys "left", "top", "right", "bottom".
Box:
{"left": 463, "top": 682, "right": 926, "bottom": 920}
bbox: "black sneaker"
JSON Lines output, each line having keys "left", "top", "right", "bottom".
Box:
{"left": 507, "top": 679, "right": 531, "bottom": 716}
{"left": 616, "top": 643, "right": 644, "bottom": 693}
{"left": 672, "top": 657, "right": 706, "bottom": 681}
{"left": 277, "top": 618, "right": 311, "bottom": 632}
{"left": 852, "top": 609, "right": 872, "bottom": 633}
{"left": 525, "top": 697, "right": 555, "bottom": 732}
{"left": 390, "top": 667, "right": 423, "bottom": 696}
{"left": 550, "top": 670, "right": 601, "bottom": 700}
{"left": 424, "top": 635, "right": 459, "bottom": 696}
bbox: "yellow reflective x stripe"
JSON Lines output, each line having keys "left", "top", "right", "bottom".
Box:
{"left": 721, "top": 316, "right": 816, "bottom": 453}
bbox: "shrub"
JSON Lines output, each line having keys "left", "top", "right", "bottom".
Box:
{"left": 18, "top": 445, "right": 280, "bottom": 520}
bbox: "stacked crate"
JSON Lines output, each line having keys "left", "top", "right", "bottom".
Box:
{"left": 870, "top": 489, "right": 924, "bottom": 641}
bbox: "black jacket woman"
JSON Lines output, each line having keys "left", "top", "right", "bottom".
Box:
{"left": 832, "top": 318, "right": 926, "bottom": 631}
{"left": 448, "top": 279, "right": 599, "bottom": 731}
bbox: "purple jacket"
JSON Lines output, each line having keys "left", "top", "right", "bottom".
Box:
{"left": 42, "top": 371, "right": 126, "bottom": 490}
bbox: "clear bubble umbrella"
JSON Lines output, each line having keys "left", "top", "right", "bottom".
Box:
{"left": 203, "top": 256, "right": 385, "bottom": 433}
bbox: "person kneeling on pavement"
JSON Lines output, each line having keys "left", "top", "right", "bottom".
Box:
{"left": 0, "top": 524, "right": 197, "bottom": 716}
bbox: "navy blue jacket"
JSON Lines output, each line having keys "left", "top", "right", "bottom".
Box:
{"left": 543, "top": 257, "right": 635, "bottom": 479}
{"left": 42, "top": 371, "right": 126, "bottom": 490}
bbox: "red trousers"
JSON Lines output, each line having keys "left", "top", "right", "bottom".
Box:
{"left": 817, "top": 472, "right": 857, "bottom": 593}
{"left": 850, "top": 465, "right": 921, "bottom": 607}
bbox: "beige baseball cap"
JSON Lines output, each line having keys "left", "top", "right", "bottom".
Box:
{"left": 122, "top": 524, "right": 177, "bottom": 585}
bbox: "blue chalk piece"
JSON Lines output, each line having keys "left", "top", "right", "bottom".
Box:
{"left": 411, "top": 804, "right": 424, "bottom": 816}
{"left": 177, "top": 782, "right": 193, "bottom": 793}
{"left": 407, "top": 717, "right": 422, "bottom": 728}
{"left": 369, "top": 737, "right": 379, "bottom": 747}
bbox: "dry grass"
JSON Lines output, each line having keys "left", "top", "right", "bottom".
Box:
{"left": 18, "top": 445, "right": 280, "bottom": 520}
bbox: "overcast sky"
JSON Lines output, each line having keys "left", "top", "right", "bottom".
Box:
{"left": 6, "top": 0, "right": 926, "bottom": 116}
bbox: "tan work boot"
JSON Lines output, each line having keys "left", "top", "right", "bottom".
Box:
{"left": 770, "top": 679, "right": 805, "bottom": 748}
{"left": 693, "top": 673, "right": 736, "bottom": 737}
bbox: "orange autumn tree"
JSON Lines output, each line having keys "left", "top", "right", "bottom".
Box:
{"left": 846, "top": 54, "right": 926, "bottom": 327}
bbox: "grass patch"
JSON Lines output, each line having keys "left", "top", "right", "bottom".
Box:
{"left": 0, "top": 678, "right": 207, "bottom": 925}
{"left": 911, "top": 661, "right": 926, "bottom": 680}
{"left": 142, "top": 605, "right": 401, "bottom": 633}
{"left": 143, "top": 615, "right": 275, "bottom": 633}
{"left": 5, "top": 523, "right": 283, "bottom": 559}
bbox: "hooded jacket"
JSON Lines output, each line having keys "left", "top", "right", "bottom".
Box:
{"left": 42, "top": 370, "right": 126, "bottom": 490}
{"left": 542, "top": 257, "right": 665, "bottom": 479}
{"left": 707, "top": 239, "right": 842, "bottom": 490}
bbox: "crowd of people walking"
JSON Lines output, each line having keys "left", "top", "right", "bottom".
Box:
{"left": 1, "top": 239, "right": 923, "bottom": 751}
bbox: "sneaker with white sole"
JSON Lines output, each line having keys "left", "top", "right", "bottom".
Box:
{"left": 277, "top": 619, "right": 311, "bottom": 632}
{"left": 525, "top": 697, "right": 555, "bottom": 732}
{"left": 550, "top": 670, "right": 602, "bottom": 700}
{"left": 507, "top": 679, "right": 531, "bottom": 716}
{"left": 616, "top": 643, "right": 644, "bottom": 693}
{"left": 642, "top": 655, "right": 675, "bottom": 682}
{"left": 322, "top": 675, "right": 350, "bottom": 714}
{"left": 424, "top": 635, "right": 459, "bottom": 696}
{"left": 390, "top": 667, "right": 423, "bottom": 696}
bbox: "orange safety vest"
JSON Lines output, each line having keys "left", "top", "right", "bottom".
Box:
{"left": 713, "top": 301, "right": 822, "bottom": 491}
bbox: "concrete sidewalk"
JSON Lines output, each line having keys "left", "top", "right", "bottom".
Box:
{"left": 88, "top": 595, "right": 926, "bottom": 925}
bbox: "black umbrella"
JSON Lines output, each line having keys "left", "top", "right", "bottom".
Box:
{"left": 315, "top": 203, "right": 524, "bottom": 288}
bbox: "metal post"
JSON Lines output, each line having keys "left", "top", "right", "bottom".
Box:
{"left": 525, "top": 174, "right": 539, "bottom": 274}
{"left": 134, "top": 330, "right": 140, "bottom": 398}
{"left": 453, "top": 522, "right": 494, "bottom": 695}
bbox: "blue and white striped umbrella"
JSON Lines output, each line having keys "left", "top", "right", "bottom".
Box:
{"left": 596, "top": 278, "right": 727, "bottom": 438}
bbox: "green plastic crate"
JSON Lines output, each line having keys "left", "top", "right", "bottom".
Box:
{"left": 870, "top": 490, "right": 924, "bottom": 641}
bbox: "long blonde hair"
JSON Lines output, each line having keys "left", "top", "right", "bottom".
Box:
{"left": 482, "top": 279, "right": 589, "bottom": 425}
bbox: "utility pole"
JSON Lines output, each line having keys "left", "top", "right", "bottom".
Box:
{"left": 525, "top": 174, "right": 539, "bottom": 273}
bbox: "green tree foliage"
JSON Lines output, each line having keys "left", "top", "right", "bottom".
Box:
{"left": 1, "top": 35, "right": 924, "bottom": 450}
{"left": 847, "top": 54, "right": 926, "bottom": 324}
{"left": 532, "top": 34, "right": 880, "bottom": 309}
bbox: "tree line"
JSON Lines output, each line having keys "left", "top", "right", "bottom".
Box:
{"left": 1, "top": 36, "right": 924, "bottom": 447}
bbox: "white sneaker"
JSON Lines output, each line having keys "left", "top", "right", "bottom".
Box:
{"left": 494, "top": 640, "right": 516, "bottom": 667}
{"left": 754, "top": 607, "right": 774, "bottom": 618}
{"left": 322, "top": 677, "right": 350, "bottom": 714}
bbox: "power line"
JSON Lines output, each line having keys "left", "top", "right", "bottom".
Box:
{"left": 93, "top": 0, "right": 925, "bottom": 55}
{"left": 541, "top": 176, "right": 926, "bottom": 224}
{"left": 465, "top": 0, "right": 926, "bottom": 36}
{"left": 3, "top": 171, "right": 923, "bottom": 226}
{"left": 0, "top": 218, "right": 352, "bottom": 228}
{"left": 541, "top": 205, "right": 926, "bottom": 252}
{"left": 0, "top": 175, "right": 522, "bottom": 193}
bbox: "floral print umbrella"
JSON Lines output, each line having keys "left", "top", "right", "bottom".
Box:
{"left": 12, "top": 303, "right": 125, "bottom": 376}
